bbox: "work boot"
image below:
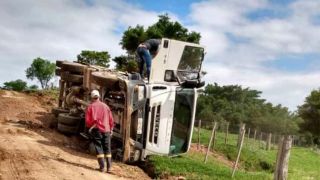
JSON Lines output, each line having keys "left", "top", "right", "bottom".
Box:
{"left": 106, "top": 156, "right": 112, "bottom": 173}
{"left": 97, "top": 157, "right": 105, "bottom": 172}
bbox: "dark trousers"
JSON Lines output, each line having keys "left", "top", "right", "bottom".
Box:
{"left": 90, "top": 129, "right": 112, "bottom": 170}
{"left": 137, "top": 47, "right": 152, "bottom": 80}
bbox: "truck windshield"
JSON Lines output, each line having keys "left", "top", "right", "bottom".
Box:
{"left": 177, "top": 46, "right": 204, "bottom": 81}
{"left": 169, "top": 89, "right": 194, "bottom": 154}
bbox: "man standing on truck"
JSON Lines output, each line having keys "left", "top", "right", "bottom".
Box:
{"left": 86, "top": 90, "right": 114, "bottom": 173}
{"left": 136, "top": 39, "right": 161, "bottom": 80}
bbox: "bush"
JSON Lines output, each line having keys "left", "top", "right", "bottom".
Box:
{"left": 3, "top": 79, "right": 27, "bottom": 91}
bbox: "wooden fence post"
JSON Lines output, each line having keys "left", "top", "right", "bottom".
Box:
{"left": 259, "top": 132, "right": 263, "bottom": 148}
{"left": 204, "top": 122, "right": 217, "bottom": 163}
{"left": 224, "top": 122, "right": 229, "bottom": 145}
{"left": 237, "top": 124, "right": 244, "bottom": 148}
{"left": 212, "top": 130, "right": 217, "bottom": 149}
{"left": 247, "top": 128, "right": 251, "bottom": 140}
{"left": 197, "top": 120, "right": 201, "bottom": 150}
{"left": 266, "top": 133, "right": 272, "bottom": 150}
{"left": 232, "top": 124, "right": 246, "bottom": 178}
{"left": 274, "top": 135, "right": 293, "bottom": 180}
{"left": 253, "top": 129, "right": 257, "bottom": 142}
{"left": 292, "top": 135, "right": 295, "bottom": 146}
{"left": 272, "top": 134, "right": 275, "bottom": 145}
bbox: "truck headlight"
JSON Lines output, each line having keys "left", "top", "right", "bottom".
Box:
{"left": 138, "top": 86, "right": 145, "bottom": 101}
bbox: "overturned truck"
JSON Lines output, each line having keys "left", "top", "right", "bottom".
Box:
{"left": 52, "top": 38, "right": 206, "bottom": 162}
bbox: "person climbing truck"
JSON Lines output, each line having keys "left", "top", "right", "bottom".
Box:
{"left": 136, "top": 39, "right": 161, "bottom": 80}
{"left": 86, "top": 90, "right": 114, "bottom": 173}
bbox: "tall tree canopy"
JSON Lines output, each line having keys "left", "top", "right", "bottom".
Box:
{"left": 120, "top": 14, "right": 201, "bottom": 54}
{"left": 112, "top": 55, "right": 138, "bottom": 73}
{"left": 298, "top": 89, "right": 320, "bottom": 145}
{"left": 197, "top": 83, "right": 300, "bottom": 134}
{"left": 77, "top": 50, "right": 110, "bottom": 67}
{"left": 26, "top": 58, "right": 55, "bottom": 89}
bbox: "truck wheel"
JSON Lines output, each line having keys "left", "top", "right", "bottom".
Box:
{"left": 61, "top": 62, "right": 85, "bottom": 74}
{"left": 61, "top": 72, "right": 83, "bottom": 83}
{"left": 52, "top": 107, "right": 69, "bottom": 117}
{"left": 57, "top": 123, "right": 78, "bottom": 134}
{"left": 91, "top": 71, "right": 118, "bottom": 87}
{"left": 58, "top": 113, "right": 81, "bottom": 126}
{"left": 55, "top": 68, "right": 61, "bottom": 76}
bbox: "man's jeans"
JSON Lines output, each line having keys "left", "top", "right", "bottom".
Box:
{"left": 137, "top": 47, "right": 152, "bottom": 80}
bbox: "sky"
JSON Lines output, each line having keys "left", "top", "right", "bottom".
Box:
{"left": 1, "top": 0, "right": 320, "bottom": 111}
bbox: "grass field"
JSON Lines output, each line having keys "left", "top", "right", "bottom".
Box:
{"left": 148, "top": 128, "right": 320, "bottom": 179}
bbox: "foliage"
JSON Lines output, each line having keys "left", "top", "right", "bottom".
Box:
{"left": 77, "top": 50, "right": 110, "bottom": 67}
{"left": 25, "top": 58, "right": 56, "bottom": 89}
{"left": 120, "top": 14, "right": 201, "bottom": 54}
{"left": 3, "top": 79, "right": 27, "bottom": 91}
{"left": 298, "top": 89, "right": 320, "bottom": 145}
{"left": 28, "top": 85, "right": 39, "bottom": 90}
{"left": 112, "top": 55, "right": 138, "bottom": 73}
{"left": 120, "top": 25, "right": 146, "bottom": 54}
{"left": 196, "top": 83, "right": 300, "bottom": 134}
{"left": 149, "top": 153, "right": 271, "bottom": 180}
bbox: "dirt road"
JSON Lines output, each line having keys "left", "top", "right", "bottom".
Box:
{"left": 0, "top": 90, "right": 150, "bottom": 180}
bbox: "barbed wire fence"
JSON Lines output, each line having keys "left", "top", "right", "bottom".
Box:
{"left": 193, "top": 119, "right": 296, "bottom": 179}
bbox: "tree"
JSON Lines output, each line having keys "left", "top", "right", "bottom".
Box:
{"left": 3, "top": 79, "right": 27, "bottom": 91}
{"left": 28, "top": 85, "right": 39, "bottom": 90}
{"left": 77, "top": 50, "right": 110, "bottom": 67}
{"left": 298, "top": 89, "right": 320, "bottom": 145}
{"left": 120, "top": 14, "right": 201, "bottom": 54}
{"left": 112, "top": 55, "right": 138, "bottom": 73}
{"left": 26, "top": 58, "right": 56, "bottom": 89}
{"left": 120, "top": 25, "right": 146, "bottom": 54}
{"left": 196, "top": 83, "right": 300, "bottom": 134}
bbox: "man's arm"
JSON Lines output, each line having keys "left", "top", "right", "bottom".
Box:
{"left": 85, "top": 106, "right": 94, "bottom": 128}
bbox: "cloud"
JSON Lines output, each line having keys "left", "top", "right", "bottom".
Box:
{"left": 0, "top": 0, "right": 159, "bottom": 86}
{"left": 189, "top": 0, "right": 320, "bottom": 110}
{"left": 1, "top": 0, "right": 320, "bottom": 111}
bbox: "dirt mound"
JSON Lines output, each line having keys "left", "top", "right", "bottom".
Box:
{"left": 0, "top": 90, "right": 150, "bottom": 180}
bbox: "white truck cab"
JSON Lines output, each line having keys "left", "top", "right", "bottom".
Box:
{"left": 144, "top": 38, "right": 205, "bottom": 158}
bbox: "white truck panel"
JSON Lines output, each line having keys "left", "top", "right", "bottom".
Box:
{"left": 145, "top": 84, "right": 176, "bottom": 155}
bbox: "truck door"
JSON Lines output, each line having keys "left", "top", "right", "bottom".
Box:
{"left": 144, "top": 84, "right": 176, "bottom": 155}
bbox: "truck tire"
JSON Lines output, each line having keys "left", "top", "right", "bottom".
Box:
{"left": 91, "top": 71, "right": 118, "bottom": 87}
{"left": 55, "top": 68, "right": 61, "bottom": 76}
{"left": 57, "top": 123, "right": 78, "bottom": 134}
{"left": 61, "top": 62, "right": 85, "bottom": 74}
{"left": 58, "top": 113, "right": 81, "bottom": 126}
{"left": 52, "top": 107, "right": 69, "bottom": 117}
{"left": 61, "top": 72, "right": 83, "bottom": 83}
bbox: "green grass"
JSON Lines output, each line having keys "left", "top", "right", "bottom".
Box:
{"left": 149, "top": 152, "right": 272, "bottom": 180}
{"left": 148, "top": 128, "right": 320, "bottom": 179}
{"left": 288, "top": 148, "right": 320, "bottom": 179}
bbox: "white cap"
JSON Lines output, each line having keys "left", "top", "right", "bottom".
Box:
{"left": 91, "top": 90, "right": 100, "bottom": 98}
